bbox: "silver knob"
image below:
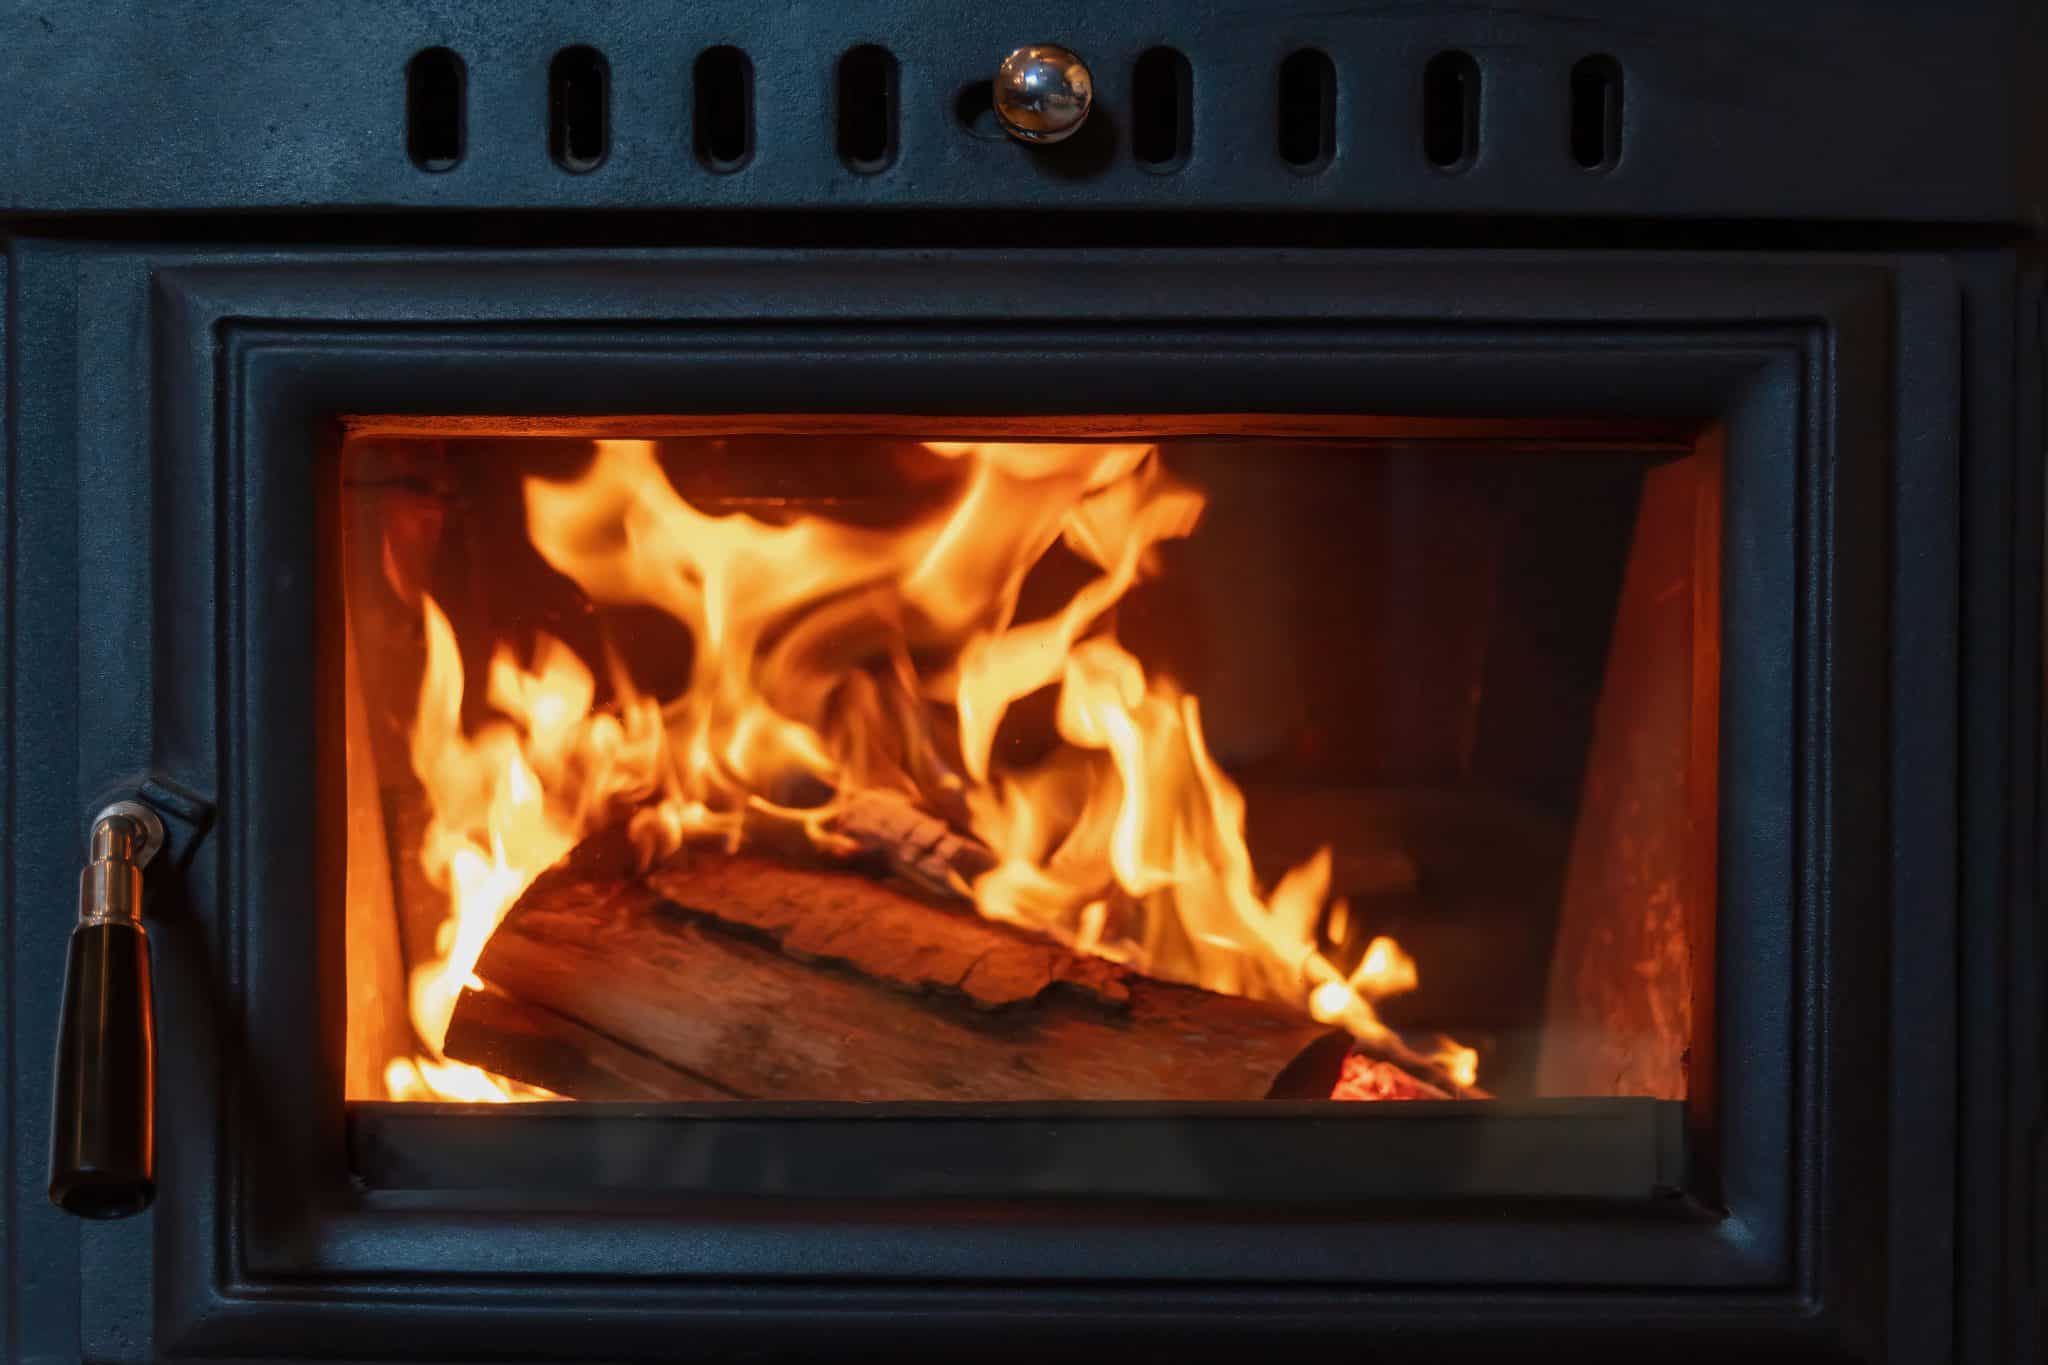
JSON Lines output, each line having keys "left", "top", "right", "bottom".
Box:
{"left": 994, "top": 44, "right": 1093, "bottom": 145}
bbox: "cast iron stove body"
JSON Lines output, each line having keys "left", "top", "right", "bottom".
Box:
{"left": 1, "top": 2, "right": 2043, "bottom": 1362}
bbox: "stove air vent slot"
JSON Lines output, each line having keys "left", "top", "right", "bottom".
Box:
{"left": 1422, "top": 49, "right": 1479, "bottom": 171}
{"left": 1570, "top": 54, "right": 1623, "bottom": 171}
{"left": 1277, "top": 48, "right": 1335, "bottom": 171}
{"left": 1132, "top": 45, "right": 1191, "bottom": 169}
{"left": 405, "top": 47, "right": 465, "bottom": 172}
{"left": 836, "top": 44, "right": 898, "bottom": 172}
{"left": 549, "top": 45, "right": 610, "bottom": 173}
{"left": 693, "top": 45, "right": 753, "bottom": 171}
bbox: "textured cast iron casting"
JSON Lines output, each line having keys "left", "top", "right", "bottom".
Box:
{"left": 0, "top": 2, "right": 2041, "bottom": 1359}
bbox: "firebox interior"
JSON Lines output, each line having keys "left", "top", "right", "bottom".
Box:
{"left": 340, "top": 419, "right": 1716, "bottom": 1109}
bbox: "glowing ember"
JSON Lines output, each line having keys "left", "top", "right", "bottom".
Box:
{"left": 1330, "top": 1054, "right": 1447, "bottom": 1102}
{"left": 378, "top": 439, "right": 1475, "bottom": 1099}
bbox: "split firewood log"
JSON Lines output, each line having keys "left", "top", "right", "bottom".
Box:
{"left": 445, "top": 825, "right": 1361, "bottom": 1103}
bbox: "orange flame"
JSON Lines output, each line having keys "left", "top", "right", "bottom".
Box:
{"left": 383, "top": 439, "right": 1470, "bottom": 1098}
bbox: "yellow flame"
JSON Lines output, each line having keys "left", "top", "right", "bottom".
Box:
{"left": 381, "top": 439, "right": 1473, "bottom": 1098}
{"left": 1432, "top": 1040, "right": 1481, "bottom": 1091}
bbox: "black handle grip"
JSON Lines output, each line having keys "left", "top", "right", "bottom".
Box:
{"left": 48, "top": 919, "right": 156, "bottom": 1218}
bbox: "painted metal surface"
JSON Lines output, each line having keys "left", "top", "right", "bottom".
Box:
{"left": 0, "top": 0, "right": 2043, "bottom": 223}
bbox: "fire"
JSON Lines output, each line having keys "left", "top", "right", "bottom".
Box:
{"left": 383, "top": 439, "right": 1472, "bottom": 1098}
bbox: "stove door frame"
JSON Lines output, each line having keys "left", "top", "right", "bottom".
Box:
{"left": 13, "top": 247, "right": 1982, "bottom": 1361}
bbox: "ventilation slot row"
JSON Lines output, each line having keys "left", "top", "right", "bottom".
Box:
{"left": 415, "top": 45, "right": 1637, "bottom": 181}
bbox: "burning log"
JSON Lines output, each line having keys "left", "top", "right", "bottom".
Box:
{"left": 443, "top": 986, "right": 733, "bottom": 1102}
{"left": 444, "top": 826, "right": 1358, "bottom": 1103}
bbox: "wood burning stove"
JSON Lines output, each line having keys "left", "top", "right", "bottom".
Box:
{"left": 2, "top": 3, "right": 2041, "bottom": 1362}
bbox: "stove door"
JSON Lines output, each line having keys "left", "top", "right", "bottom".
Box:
{"left": 4, "top": 246, "right": 2005, "bottom": 1365}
